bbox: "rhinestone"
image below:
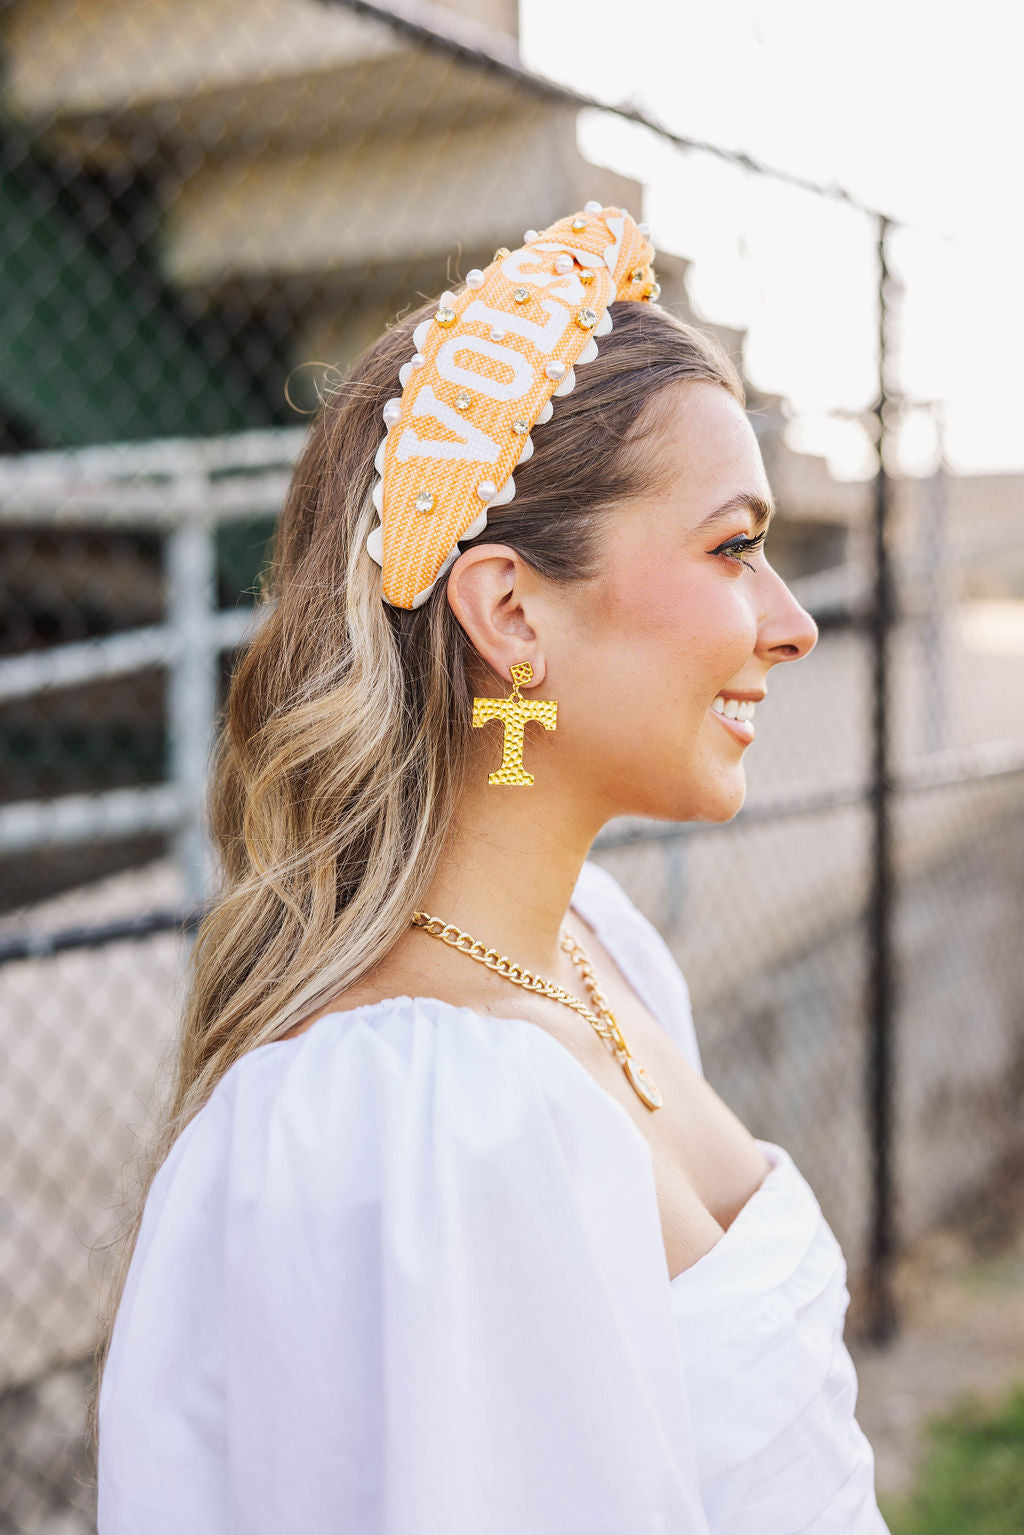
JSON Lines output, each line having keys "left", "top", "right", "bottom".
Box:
{"left": 493, "top": 246, "right": 511, "bottom": 260}
{"left": 571, "top": 216, "right": 587, "bottom": 230}
{"left": 512, "top": 418, "right": 530, "bottom": 435}
{"left": 415, "top": 490, "right": 435, "bottom": 513}
{"left": 649, "top": 281, "right": 662, "bottom": 302}
{"left": 476, "top": 480, "right": 498, "bottom": 501}
{"left": 489, "top": 324, "right": 506, "bottom": 341}
{"left": 579, "top": 269, "right": 595, "bottom": 285}
{"left": 631, "top": 266, "right": 645, "bottom": 283}
{"left": 513, "top": 286, "right": 530, "bottom": 304}
{"left": 455, "top": 390, "right": 473, "bottom": 410}
{"left": 435, "top": 305, "right": 456, "bottom": 326}
{"left": 466, "top": 268, "right": 486, "bottom": 288}
{"left": 545, "top": 360, "right": 567, "bottom": 381}
{"left": 576, "top": 307, "right": 598, "bottom": 329}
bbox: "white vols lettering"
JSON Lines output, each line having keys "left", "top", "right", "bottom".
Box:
{"left": 434, "top": 334, "right": 535, "bottom": 401}
{"left": 393, "top": 383, "right": 501, "bottom": 465}
{"left": 391, "top": 241, "right": 606, "bottom": 470}
{"left": 500, "top": 245, "right": 596, "bottom": 299}
{"left": 461, "top": 298, "right": 573, "bottom": 357}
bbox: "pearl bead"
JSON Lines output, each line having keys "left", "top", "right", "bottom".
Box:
{"left": 489, "top": 325, "right": 506, "bottom": 341}
{"left": 554, "top": 253, "right": 575, "bottom": 274}
{"left": 476, "top": 480, "right": 497, "bottom": 501}
{"left": 465, "top": 269, "right": 485, "bottom": 288}
{"left": 523, "top": 228, "right": 538, "bottom": 243}
{"left": 637, "top": 221, "right": 652, "bottom": 238}
{"left": 440, "top": 291, "right": 456, "bottom": 307}
{"left": 411, "top": 352, "right": 425, "bottom": 367}
{"left": 584, "top": 199, "right": 602, "bottom": 214}
{"left": 383, "top": 401, "right": 401, "bottom": 425}
{"left": 545, "top": 360, "right": 567, "bottom": 381}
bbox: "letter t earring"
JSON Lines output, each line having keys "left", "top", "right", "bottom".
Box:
{"left": 471, "top": 662, "right": 558, "bottom": 786}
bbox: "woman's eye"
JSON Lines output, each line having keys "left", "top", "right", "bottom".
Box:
{"left": 714, "top": 532, "right": 767, "bottom": 572}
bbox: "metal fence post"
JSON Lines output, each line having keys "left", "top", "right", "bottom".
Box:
{"left": 166, "top": 478, "right": 218, "bottom": 908}
{"left": 919, "top": 403, "right": 952, "bottom": 757}
{"left": 865, "top": 215, "right": 899, "bottom": 1343}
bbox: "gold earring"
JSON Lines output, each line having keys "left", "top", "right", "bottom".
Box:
{"left": 472, "top": 661, "right": 558, "bottom": 786}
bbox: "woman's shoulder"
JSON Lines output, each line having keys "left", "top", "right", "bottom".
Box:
{"left": 160, "top": 991, "right": 653, "bottom": 1219}
{"left": 104, "top": 1004, "right": 707, "bottom": 1535}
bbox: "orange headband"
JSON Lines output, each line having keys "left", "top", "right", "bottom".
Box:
{"left": 365, "top": 202, "right": 659, "bottom": 609}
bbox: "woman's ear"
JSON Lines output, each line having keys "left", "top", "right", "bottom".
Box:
{"left": 445, "top": 543, "right": 547, "bottom": 689}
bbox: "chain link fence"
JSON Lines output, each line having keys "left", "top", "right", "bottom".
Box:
{"left": 1, "top": 1, "right": 1022, "bottom": 1528}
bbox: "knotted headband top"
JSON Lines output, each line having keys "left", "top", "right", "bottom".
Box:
{"left": 365, "top": 202, "right": 659, "bottom": 609}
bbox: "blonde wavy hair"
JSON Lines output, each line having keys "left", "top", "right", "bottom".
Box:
{"left": 87, "top": 293, "right": 743, "bottom": 1458}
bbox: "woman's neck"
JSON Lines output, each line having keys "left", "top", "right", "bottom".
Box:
{"left": 416, "top": 767, "right": 604, "bottom": 980}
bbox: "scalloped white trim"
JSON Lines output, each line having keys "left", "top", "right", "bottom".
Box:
{"left": 461, "top": 507, "right": 489, "bottom": 541}
{"left": 491, "top": 474, "right": 516, "bottom": 508}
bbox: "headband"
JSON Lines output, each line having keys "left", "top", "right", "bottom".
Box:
{"left": 365, "top": 202, "right": 659, "bottom": 609}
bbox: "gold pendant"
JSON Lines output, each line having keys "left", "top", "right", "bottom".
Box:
{"left": 472, "top": 661, "right": 557, "bottom": 786}
{"left": 624, "top": 1057, "right": 663, "bottom": 1111}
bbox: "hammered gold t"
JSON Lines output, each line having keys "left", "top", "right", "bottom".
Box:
{"left": 472, "top": 661, "right": 557, "bottom": 786}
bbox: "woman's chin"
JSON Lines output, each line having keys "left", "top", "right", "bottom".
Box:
{"left": 631, "top": 779, "right": 744, "bottom": 827}
{"left": 683, "top": 771, "right": 747, "bottom": 825}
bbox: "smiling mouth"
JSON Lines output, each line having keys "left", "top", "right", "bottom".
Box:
{"left": 710, "top": 696, "right": 755, "bottom": 741}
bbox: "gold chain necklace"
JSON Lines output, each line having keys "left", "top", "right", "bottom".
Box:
{"left": 410, "top": 911, "right": 664, "bottom": 1111}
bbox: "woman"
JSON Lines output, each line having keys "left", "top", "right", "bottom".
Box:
{"left": 94, "top": 205, "right": 889, "bottom": 1531}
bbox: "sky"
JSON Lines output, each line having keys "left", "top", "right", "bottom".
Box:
{"left": 518, "top": 0, "right": 1023, "bottom": 480}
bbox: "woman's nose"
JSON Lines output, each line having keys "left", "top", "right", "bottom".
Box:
{"left": 757, "top": 566, "right": 819, "bottom": 663}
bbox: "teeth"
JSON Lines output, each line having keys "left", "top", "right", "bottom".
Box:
{"left": 712, "top": 696, "right": 757, "bottom": 723}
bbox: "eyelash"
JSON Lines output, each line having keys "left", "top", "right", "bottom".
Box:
{"left": 714, "top": 531, "right": 767, "bottom": 572}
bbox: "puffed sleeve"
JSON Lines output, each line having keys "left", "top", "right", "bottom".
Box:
{"left": 98, "top": 997, "right": 711, "bottom": 1535}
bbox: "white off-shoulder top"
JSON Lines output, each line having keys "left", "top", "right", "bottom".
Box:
{"left": 97, "top": 859, "right": 888, "bottom": 1534}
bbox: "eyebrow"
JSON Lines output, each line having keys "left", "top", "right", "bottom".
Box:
{"left": 698, "top": 492, "right": 776, "bottom": 534}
